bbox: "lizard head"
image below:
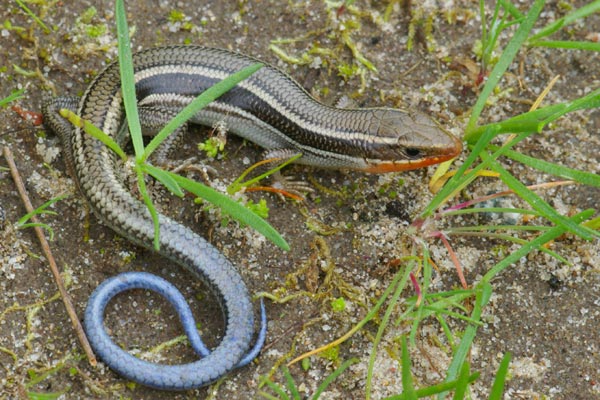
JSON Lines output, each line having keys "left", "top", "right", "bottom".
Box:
{"left": 360, "top": 108, "right": 462, "bottom": 173}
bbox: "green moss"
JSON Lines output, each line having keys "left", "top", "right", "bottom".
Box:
{"left": 269, "top": 1, "right": 380, "bottom": 95}
{"left": 79, "top": 6, "right": 97, "bottom": 24}
{"left": 166, "top": 9, "right": 198, "bottom": 34}
{"left": 319, "top": 345, "right": 339, "bottom": 362}
{"left": 331, "top": 297, "right": 346, "bottom": 312}
{"left": 198, "top": 136, "right": 226, "bottom": 158}
{"left": 337, "top": 62, "right": 360, "bottom": 80}
{"left": 246, "top": 199, "right": 270, "bottom": 219}
{"left": 557, "top": 1, "right": 573, "bottom": 12}
{"left": 85, "top": 23, "right": 106, "bottom": 38}
{"left": 168, "top": 9, "right": 186, "bottom": 23}
{"left": 76, "top": 7, "right": 107, "bottom": 38}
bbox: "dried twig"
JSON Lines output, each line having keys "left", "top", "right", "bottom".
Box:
{"left": 2, "top": 146, "right": 97, "bottom": 366}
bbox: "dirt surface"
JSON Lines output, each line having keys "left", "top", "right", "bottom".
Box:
{"left": 1, "top": 1, "right": 599, "bottom": 399}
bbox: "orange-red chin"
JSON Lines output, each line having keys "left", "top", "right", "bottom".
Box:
{"left": 363, "top": 154, "right": 458, "bottom": 173}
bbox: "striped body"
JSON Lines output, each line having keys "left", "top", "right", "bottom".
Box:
{"left": 94, "top": 46, "right": 461, "bottom": 172}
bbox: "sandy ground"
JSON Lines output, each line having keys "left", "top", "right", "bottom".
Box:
{"left": 1, "top": 1, "right": 599, "bottom": 399}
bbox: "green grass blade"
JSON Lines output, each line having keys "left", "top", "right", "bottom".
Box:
{"left": 304, "top": 261, "right": 414, "bottom": 380}
{"left": 26, "top": 390, "right": 68, "bottom": 400}
{"left": 421, "top": 305, "right": 485, "bottom": 326}
{"left": 400, "top": 336, "right": 417, "bottom": 400}
{"left": 169, "top": 172, "right": 289, "bottom": 251}
{"left": 466, "top": 84, "right": 600, "bottom": 141}
{"left": 228, "top": 153, "right": 302, "bottom": 195}
{"left": 467, "top": 104, "right": 565, "bottom": 141}
{"left": 485, "top": 156, "right": 598, "bottom": 240}
{"left": 445, "top": 231, "right": 570, "bottom": 264}
{"left": 136, "top": 167, "right": 162, "bottom": 249}
{"left": 382, "top": 373, "right": 480, "bottom": 399}
{"left": 444, "top": 207, "right": 543, "bottom": 217}
{"left": 0, "top": 89, "right": 25, "bottom": 106}
{"left": 115, "top": 0, "right": 144, "bottom": 159}
{"left": 430, "top": 125, "right": 595, "bottom": 241}
{"left": 409, "top": 248, "right": 432, "bottom": 344}
{"left": 425, "top": 131, "right": 543, "bottom": 220}
{"left": 545, "top": 87, "right": 600, "bottom": 123}
{"left": 527, "top": 1, "right": 600, "bottom": 42}
{"left": 143, "top": 164, "right": 185, "bottom": 197}
{"left": 282, "top": 366, "right": 301, "bottom": 400}
{"left": 466, "top": 0, "right": 545, "bottom": 134}
{"left": 498, "top": 0, "right": 523, "bottom": 19}
{"left": 437, "top": 283, "right": 491, "bottom": 399}
{"left": 529, "top": 40, "right": 600, "bottom": 51}
{"left": 481, "top": 209, "right": 594, "bottom": 282}
{"left": 586, "top": 216, "right": 600, "bottom": 230}
{"left": 479, "top": 0, "right": 488, "bottom": 61}
{"left": 489, "top": 352, "right": 511, "bottom": 400}
{"left": 258, "top": 391, "right": 285, "bottom": 400}
{"left": 59, "top": 109, "right": 128, "bottom": 161}
{"left": 480, "top": 2, "right": 509, "bottom": 69}
{"left": 366, "top": 264, "right": 412, "bottom": 399}
{"left": 17, "top": 223, "right": 56, "bottom": 241}
{"left": 420, "top": 126, "right": 500, "bottom": 217}
{"left": 450, "top": 225, "right": 546, "bottom": 235}
{"left": 16, "top": 194, "right": 68, "bottom": 226}
{"left": 14, "top": 0, "right": 50, "bottom": 32}
{"left": 143, "top": 63, "right": 263, "bottom": 161}
{"left": 451, "top": 361, "right": 471, "bottom": 400}
{"left": 435, "top": 312, "right": 455, "bottom": 349}
{"left": 492, "top": 146, "right": 600, "bottom": 187}
{"left": 259, "top": 376, "right": 290, "bottom": 400}
{"left": 312, "top": 358, "right": 359, "bottom": 400}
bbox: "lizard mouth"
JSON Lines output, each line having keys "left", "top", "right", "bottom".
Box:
{"left": 363, "top": 135, "right": 463, "bottom": 173}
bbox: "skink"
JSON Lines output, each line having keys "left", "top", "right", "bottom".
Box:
{"left": 43, "top": 45, "right": 461, "bottom": 390}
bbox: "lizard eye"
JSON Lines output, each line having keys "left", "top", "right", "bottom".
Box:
{"left": 405, "top": 148, "right": 422, "bottom": 159}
